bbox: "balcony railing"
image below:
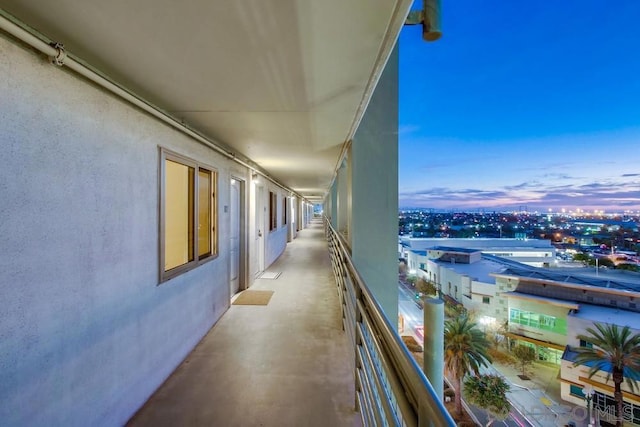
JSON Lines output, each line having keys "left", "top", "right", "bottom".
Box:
{"left": 325, "top": 219, "right": 455, "bottom": 427}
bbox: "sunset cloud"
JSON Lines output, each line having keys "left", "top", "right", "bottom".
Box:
{"left": 399, "top": 178, "right": 640, "bottom": 212}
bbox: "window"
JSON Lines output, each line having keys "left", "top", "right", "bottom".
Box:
{"left": 579, "top": 339, "right": 593, "bottom": 348}
{"left": 540, "top": 315, "right": 556, "bottom": 329}
{"left": 282, "top": 197, "right": 287, "bottom": 226}
{"left": 269, "top": 191, "right": 277, "bottom": 231}
{"left": 569, "top": 384, "right": 584, "bottom": 398}
{"left": 482, "top": 296, "right": 490, "bottom": 304}
{"left": 198, "top": 169, "right": 213, "bottom": 258}
{"left": 510, "top": 308, "right": 557, "bottom": 331}
{"left": 160, "top": 150, "right": 217, "bottom": 282}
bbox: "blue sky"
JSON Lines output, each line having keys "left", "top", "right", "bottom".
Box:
{"left": 399, "top": 0, "right": 640, "bottom": 213}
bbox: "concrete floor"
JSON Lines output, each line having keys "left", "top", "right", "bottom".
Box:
{"left": 128, "top": 219, "right": 360, "bottom": 427}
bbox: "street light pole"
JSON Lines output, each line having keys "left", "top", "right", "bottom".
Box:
{"left": 584, "top": 385, "right": 594, "bottom": 427}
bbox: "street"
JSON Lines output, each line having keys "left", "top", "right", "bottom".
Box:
{"left": 397, "top": 281, "right": 532, "bottom": 427}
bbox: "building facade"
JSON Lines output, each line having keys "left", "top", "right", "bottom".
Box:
{"left": 402, "top": 236, "right": 557, "bottom": 267}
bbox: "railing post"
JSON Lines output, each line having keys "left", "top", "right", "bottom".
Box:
{"left": 325, "top": 217, "right": 455, "bottom": 427}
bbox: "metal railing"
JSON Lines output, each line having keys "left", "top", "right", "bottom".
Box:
{"left": 325, "top": 219, "right": 455, "bottom": 427}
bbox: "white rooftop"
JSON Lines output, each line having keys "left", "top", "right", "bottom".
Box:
{"left": 430, "top": 255, "right": 508, "bottom": 284}
{"left": 570, "top": 303, "right": 640, "bottom": 329}
{"left": 401, "top": 237, "right": 554, "bottom": 250}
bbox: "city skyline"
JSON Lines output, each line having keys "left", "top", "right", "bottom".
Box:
{"left": 399, "top": 0, "right": 640, "bottom": 213}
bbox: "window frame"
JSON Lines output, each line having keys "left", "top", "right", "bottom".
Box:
{"left": 282, "top": 196, "right": 287, "bottom": 227}
{"left": 269, "top": 191, "right": 277, "bottom": 231}
{"left": 159, "top": 148, "right": 218, "bottom": 283}
{"left": 579, "top": 339, "right": 594, "bottom": 348}
{"left": 569, "top": 384, "right": 584, "bottom": 398}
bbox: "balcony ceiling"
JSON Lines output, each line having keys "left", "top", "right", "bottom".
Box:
{"left": 0, "top": 0, "right": 411, "bottom": 201}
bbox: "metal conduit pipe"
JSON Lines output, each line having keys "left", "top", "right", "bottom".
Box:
{"left": 0, "top": 10, "right": 301, "bottom": 200}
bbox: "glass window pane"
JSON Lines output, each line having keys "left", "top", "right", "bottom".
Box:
{"left": 198, "top": 169, "right": 211, "bottom": 258}
{"left": 165, "top": 159, "right": 194, "bottom": 271}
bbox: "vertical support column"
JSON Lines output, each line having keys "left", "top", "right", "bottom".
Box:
{"left": 423, "top": 299, "right": 444, "bottom": 401}
{"left": 296, "top": 199, "right": 301, "bottom": 231}
{"left": 351, "top": 44, "right": 399, "bottom": 324}
{"left": 330, "top": 182, "right": 338, "bottom": 229}
{"left": 286, "top": 196, "right": 293, "bottom": 242}
{"left": 337, "top": 160, "right": 349, "bottom": 235}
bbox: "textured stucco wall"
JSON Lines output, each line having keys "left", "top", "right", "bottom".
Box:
{"left": 0, "top": 35, "right": 247, "bottom": 426}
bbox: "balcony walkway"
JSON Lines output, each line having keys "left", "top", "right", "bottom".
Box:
{"left": 128, "top": 219, "right": 360, "bottom": 427}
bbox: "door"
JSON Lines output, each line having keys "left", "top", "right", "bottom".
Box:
{"left": 254, "top": 184, "right": 265, "bottom": 275}
{"left": 229, "top": 178, "right": 244, "bottom": 295}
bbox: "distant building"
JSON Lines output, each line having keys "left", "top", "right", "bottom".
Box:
{"left": 569, "top": 219, "right": 640, "bottom": 232}
{"left": 562, "top": 306, "right": 640, "bottom": 421}
{"left": 401, "top": 236, "right": 556, "bottom": 267}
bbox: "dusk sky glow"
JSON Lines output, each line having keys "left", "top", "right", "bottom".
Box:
{"left": 399, "top": 1, "right": 640, "bottom": 213}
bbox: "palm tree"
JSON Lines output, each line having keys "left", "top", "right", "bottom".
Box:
{"left": 574, "top": 322, "right": 640, "bottom": 427}
{"left": 444, "top": 315, "right": 492, "bottom": 417}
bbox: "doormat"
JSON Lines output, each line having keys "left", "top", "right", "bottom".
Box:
{"left": 258, "top": 271, "right": 281, "bottom": 280}
{"left": 232, "top": 290, "right": 274, "bottom": 305}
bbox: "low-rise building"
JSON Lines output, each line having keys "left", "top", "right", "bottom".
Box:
{"left": 408, "top": 245, "right": 640, "bottom": 423}
{"left": 401, "top": 236, "right": 556, "bottom": 267}
{"left": 561, "top": 306, "right": 640, "bottom": 425}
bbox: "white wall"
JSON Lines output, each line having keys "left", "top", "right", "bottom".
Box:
{"left": 469, "top": 281, "right": 504, "bottom": 322}
{"left": 411, "top": 254, "right": 507, "bottom": 322}
{"left": 439, "top": 267, "right": 463, "bottom": 299}
{"left": 0, "top": 35, "right": 279, "bottom": 426}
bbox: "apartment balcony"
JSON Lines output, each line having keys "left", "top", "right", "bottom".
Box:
{"left": 0, "top": 1, "right": 452, "bottom": 425}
